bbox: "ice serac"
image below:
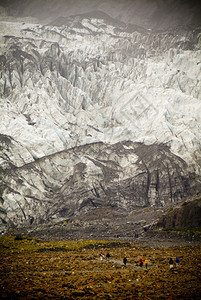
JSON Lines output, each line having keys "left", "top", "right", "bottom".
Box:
{"left": 0, "top": 1, "right": 201, "bottom": 227}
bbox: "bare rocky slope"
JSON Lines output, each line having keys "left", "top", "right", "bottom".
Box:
{"left": 156, "top": 193, "right": 201, "bottom": 230}
{"left": 0, "top": 0, "right": 201, "bottom": 236}
{"left": 1, "top": 140, "right": 200, "bottom": 227}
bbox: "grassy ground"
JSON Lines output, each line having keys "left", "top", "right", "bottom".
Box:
{"left": 0, "top": 236, "right": 201, "bottom": 299}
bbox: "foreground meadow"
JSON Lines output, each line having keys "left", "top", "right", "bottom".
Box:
{"left": 0, "top": 236, "right": 200, "bottom": 299}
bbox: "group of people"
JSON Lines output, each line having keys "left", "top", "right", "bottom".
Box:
{"left": 99, "top": 253, "right": 110, "bottom": 261}
{"left": 169, "top": 257, "right": 180, "bottom": 268}
{"left": 100, "top": 253, "right": 180, "bottom": 269}
{"left": 123, "top": 257, "right": 150, "bottom": 268}
{"left": 138, "top": 258, "right": 149, "bottom": 268}
{"left": 100, "top": 253, "right": 149, "bottom": 268}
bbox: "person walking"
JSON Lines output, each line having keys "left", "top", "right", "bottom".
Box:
{"left": 175, "top": 257, "right": 180, "bottom": 267}
{"left": 123, "top": 257, "right": 127, "bottom": 265}
{"left": 169, "top": 258, "right": 174, "bottom": 269}
{"left": 144, "top": 259, "right": 149, "bottom": 269}
{"left": 139, "top": 258, "right": 143, "bottom": 267}
{"left": 100, "top": 253, "right": 104, "bottom": 261}
{"left": 106, "top": 253, "right": 110, "bottom": 261}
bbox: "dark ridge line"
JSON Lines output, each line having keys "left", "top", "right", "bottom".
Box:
{"left": 4, "top": 140, "right": 170, "bottom": 174}
{"left": 3, "top": 141, "right": 107, "bottom": 172}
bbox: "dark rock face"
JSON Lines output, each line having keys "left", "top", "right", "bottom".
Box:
{"left": 1, "top": 141, "right": 200, "bottom": 227}
{"left": 156, "top": 195, "right": 201, "bottom": 229}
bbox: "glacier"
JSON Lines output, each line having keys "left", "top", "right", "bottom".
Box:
{"left": 0, "top": 0, "right": 201, "bottom": 229}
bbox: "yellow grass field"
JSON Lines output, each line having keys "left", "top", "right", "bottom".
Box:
{"left": 0, "top": 236, "right": 201, "bottom": 299}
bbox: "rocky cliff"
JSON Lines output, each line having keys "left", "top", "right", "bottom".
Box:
{"left": 0, "top": 0, "right": 201, "bottom": 230}
{"left": 156, "top": 193, "right": 201, "bottom": 230}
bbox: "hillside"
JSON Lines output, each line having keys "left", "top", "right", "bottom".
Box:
{"left": 156, "top": 194, "right": 201, "bottom": 230}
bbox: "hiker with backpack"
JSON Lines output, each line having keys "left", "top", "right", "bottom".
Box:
{"left": 169, "top": 258, "right": 174, "bottom": 269}
{"left": 139, "top": 258, "right": 143, "bottom": 267}
{"left": 123, "top": 257, "right": 127, "bottom": 265}
{"left": 175, "top": 257, "right": 180, "bottom": 267}
{"left": 106, "top": 253, "right": 110, "bottom": 261}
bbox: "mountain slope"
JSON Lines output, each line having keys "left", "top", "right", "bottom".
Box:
{"left": 0, "top": 1, "right": 201, "bottom": 230}
{"left": 1, "top": 0, "right": 201, "bottom": 29}
{"left": 1, "top": 141, "right": 200, "bottom": 227}
{"left": 156, "top": 194, "right": 201, "bottom": 230}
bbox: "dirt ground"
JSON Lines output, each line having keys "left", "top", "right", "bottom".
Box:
{"left": 0, "top": 236, "right": 201, "bottom": 299}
